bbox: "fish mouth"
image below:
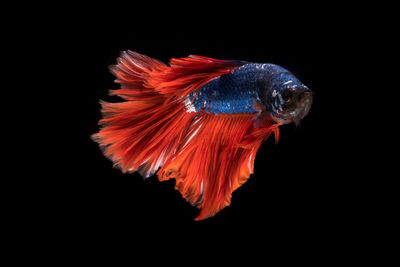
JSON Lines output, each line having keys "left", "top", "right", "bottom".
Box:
{"left": 292, "top": 90, "right": 313, "bottom": 126}
{"left": 270, "top": 88, "right": 313, "bottom": 125}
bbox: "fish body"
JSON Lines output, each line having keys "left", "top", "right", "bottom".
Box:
{"left": 188, "top": 62, "right": 311, "bottom": 122}
{"left": 92, "top": 51, "right": 312, "bottom": 220}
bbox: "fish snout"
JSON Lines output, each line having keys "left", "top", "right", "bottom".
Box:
{"left": 297, "top": 88, "right": 313, "bottom": 119}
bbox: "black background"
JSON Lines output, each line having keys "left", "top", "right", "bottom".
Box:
{"left": 24, "top": 6, "right": 383, "bottom": 258}
{"left": 73, "top": 31, "right": 359, "bottom": 229}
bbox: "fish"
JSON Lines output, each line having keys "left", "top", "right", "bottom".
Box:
{"left": 92, "top": 51, "right": 313, "bottom": 220}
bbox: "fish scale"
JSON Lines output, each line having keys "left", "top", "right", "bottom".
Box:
{"left": 187, "top": 63, "right": 269, "bottom": 114}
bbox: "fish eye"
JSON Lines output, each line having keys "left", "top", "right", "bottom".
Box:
{"left": 282, "top": 88, "right": 292, "bottom": 102}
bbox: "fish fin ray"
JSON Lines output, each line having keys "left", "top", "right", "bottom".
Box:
{"left": 158, "top": 113, "right": 280, "bottom": 220}
{"left": 92, "top": 51, "right": 200, "bottom": 176}
{"left": 148, "top": 55, "right": 245, "bottom": 97}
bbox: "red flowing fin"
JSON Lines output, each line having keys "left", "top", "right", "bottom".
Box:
{"left": 108, "top": 50, "right": 167, "bottom": 101}
{"left": 92, "top": 51, "right": 243, "bottom": 178}
{"left": 158, "top": 113, "right": 281, "bottom": 221}
{"left": 148, "top": 55, "right": 245, "bottom": 98}
{"left": 93, "top": 99, "right": 196, "bottom": 177}
{"left": 240, "top": 117, "right": 281, "bottom": 148}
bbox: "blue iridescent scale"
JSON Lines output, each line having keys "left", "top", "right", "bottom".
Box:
{"left": 187, "top": 63, "right": 271, "bottom": 114}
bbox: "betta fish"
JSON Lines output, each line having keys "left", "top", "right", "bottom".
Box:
{"left": 92, "top": 51, "right": 313, "bottom": 220}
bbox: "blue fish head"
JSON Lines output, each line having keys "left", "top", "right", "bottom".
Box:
{"left": 265, "top": 70, "right": 313, "bottom": 125}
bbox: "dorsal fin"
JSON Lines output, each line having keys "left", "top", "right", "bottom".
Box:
{"left": 148, "top": 55, "right": 245, "bottom": 97}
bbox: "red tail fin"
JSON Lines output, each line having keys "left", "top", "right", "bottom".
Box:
{"left": 92, "top": 51, "right": 242, "bottom": 177}
{"left": 108, "top": 50, "right": 166, "bottom": 101}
